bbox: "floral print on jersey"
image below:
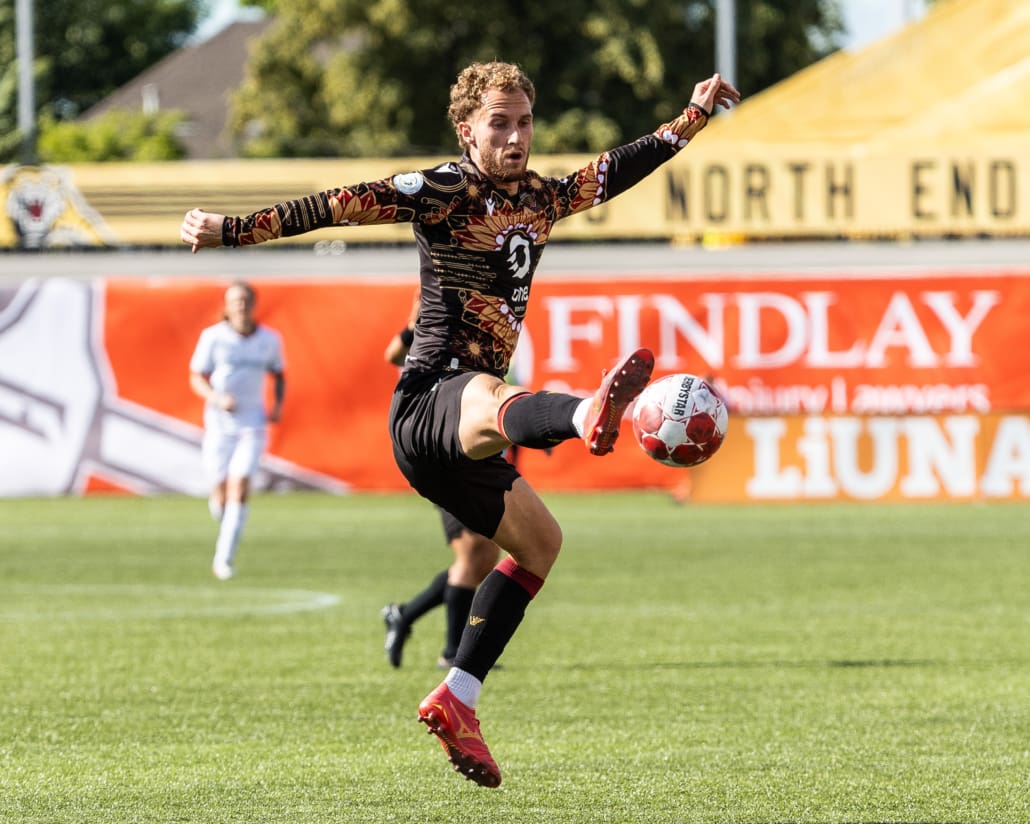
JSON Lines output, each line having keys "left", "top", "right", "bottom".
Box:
{"left": 453, "top": 211, "right": 550, "bottom": 252}
{"left": 454, "top": 289, "right": 523, "bottom": 373}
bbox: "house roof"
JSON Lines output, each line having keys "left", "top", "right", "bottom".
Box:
{"left": 80, "top": 20, "right": 272, "bottom": 159}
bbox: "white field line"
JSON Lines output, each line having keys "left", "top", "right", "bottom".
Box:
{"left": 0, "top": 584, "right": 341, "bottom": 620}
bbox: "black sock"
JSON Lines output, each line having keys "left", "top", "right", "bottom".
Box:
{"left": 442, "top": 584, "right": 475, "bottom": 660}
{"left": 400, "top": 569, "right": 447, "bottom": 624}
{"left": 453, "top": 559, "right": 544, "bottom": 681}
{"left": 499, "top": 392, "right": 581, "bottom": 449}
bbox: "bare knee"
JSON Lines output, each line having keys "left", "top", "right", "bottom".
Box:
{"left": 470, "top": 535, "right": 502, "bottom": 581}
{"left": 492, "top": 481, "right": 563, "bottom": 579}
{"left": 226, "top": 476, "right": 250, "bottom": 503}
{"left": 458, "top": 373, "right": 529, "bottom": 459}
{"left": 211, "top": 482, "right": 228, "bottom": 508}
{"left": 449, "top": 531, "right": 502, "bottom": 587}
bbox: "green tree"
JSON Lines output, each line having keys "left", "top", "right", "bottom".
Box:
{"left": 0, "top": 0, "right": 202, "bottom": 162}
{"left": 230, "top": 0, "right": 843, "bottom": 158}
{"left": 37, "top": 110, "right": 188, "bottom": 162}
{"left": 0, "top": 0, "right": 24, "bottom": 159}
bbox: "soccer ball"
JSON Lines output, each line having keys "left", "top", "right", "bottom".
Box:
{"left": 631, "top": 374, "right": 728, "bottom": 467}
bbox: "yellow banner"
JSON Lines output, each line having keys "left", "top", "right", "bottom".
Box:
{"left": 9, "top": 136, "right": 1025, "bottom": 248}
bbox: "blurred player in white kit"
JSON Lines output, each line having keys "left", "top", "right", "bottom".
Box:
{"left": 189, "top": 280, "right": 285, "bottom": 580}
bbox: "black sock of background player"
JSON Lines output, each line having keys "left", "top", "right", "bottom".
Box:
{"left": 400, "top": 569, "right": 448, "bottom": 624}
{"left": 442, "top": 584, "right": 475, "bottom": 661}
{"left": 453, "top": 557, "right": 544, "bottom": 681}
{"left": 498, "top": 392, "right": 581, "bottom": 449}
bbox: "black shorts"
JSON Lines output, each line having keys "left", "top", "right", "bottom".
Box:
{"left": 389, "top": 370, "right": 519, "bottom": 539}
{"left": 437, "top": 507, "right": 468, "bottom": 543}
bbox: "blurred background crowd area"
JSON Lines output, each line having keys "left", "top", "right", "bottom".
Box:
{"left": 4, "top": 0, "right": 1028, "bottom": 247}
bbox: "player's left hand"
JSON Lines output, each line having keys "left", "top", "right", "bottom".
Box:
{"left": 691, "top": 73, "right": 741, "bottom": 115}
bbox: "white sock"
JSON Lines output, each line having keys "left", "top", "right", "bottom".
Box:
{"left": 208, "top": 496, "right": 224, "bottom": 521}
{"left": 572, "top": 398, "right": 590, "bottom": 437}
{"left": 214, "top": 501, "right": 249, "bottom": 566}
{"left": 444, "top": 667, "right": 483, "bottom": 709}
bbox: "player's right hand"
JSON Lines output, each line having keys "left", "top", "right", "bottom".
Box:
{"left": 180, "top": 208, "right": 227, "bottom": 253}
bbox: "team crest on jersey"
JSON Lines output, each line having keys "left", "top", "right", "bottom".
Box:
{"left": 504, "top": 231, "right": 532, "bottom": 280}
{"left": 392, "top": 172, "right": 425, "bottom": 195}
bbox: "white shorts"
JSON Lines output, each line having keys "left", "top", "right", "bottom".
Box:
{"left": 202, "top": 426, "right": 267, "bottom": 484}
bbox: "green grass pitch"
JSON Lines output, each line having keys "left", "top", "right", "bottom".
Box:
{"left": 1, "top": 492, "right": 1028, "bottom": 823}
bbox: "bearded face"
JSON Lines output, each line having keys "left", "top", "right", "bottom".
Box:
{"left": 463, "top": 89, "right": 534, "bottom": 190}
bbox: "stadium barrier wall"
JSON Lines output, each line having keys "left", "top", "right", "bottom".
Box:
{"left": 3, "top": 137, "right": 1029, "bottom": 247}
{"left": 1, "top": 270, "right": 1027, "bottom": 501}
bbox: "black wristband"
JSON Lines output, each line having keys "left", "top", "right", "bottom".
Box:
{"left": 221, "top": 216, "right": 237, "bottom": 247}
{"left": 399, "top": 327, "right": 415, "bottom": 346}
{"left": 687, "top": 101, "right": 712, "bottom": 119}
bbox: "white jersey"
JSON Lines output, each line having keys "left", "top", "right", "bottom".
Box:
{"left": 190, "top": 321, "right": 284, "bottom": 432}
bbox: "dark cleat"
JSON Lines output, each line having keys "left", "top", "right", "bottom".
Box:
{"left": 381, "top": 603, "right": 411, "bottom": 668}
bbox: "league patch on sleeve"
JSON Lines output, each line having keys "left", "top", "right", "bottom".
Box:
{"left": 392, "top": 172, "right": 425, "bottom": 195}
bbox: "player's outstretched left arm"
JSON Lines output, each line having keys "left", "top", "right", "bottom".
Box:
{"left": 181, "top": 208, "right": 227, "bottom": 254}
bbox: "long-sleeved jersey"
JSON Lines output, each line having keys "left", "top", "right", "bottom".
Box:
{"left": 222, "top": 106, "right": 708, "bottom": 379}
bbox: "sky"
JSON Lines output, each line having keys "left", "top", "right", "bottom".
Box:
{"left": 195, "top": 0, "right": 931, "bottom": 52}
{"left": 839, "top": 0, "right": 929, "bottom": 50}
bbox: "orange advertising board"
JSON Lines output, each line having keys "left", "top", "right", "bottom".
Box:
{"left": 1, "top": 271, "right": 1026, "bottom": 500}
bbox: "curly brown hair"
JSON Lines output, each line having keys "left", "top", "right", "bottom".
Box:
{"left": 447, "top": 62, "right": 536, "bottom": 150}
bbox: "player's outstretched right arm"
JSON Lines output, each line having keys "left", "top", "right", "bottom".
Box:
{"left": 181, "top": 208, "right": 228, "bottom": 254}
{"left": 181, "top": 175, "right": 434, "bottom": 252}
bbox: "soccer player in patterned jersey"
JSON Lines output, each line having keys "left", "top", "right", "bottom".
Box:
{"left": 189, "top": 281, "right": 285, "bottom": 580}
{"left": 181, "top": 62, "right": 739, "bottom": 787}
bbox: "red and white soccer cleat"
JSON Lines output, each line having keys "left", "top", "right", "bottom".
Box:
{"left": 582, "top": 348, "right": 655, "bottom": 456}
{"left": 418, "top": 683, "right": 501, "bottom": 788}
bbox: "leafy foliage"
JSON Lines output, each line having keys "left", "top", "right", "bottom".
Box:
{"left": 0, "top": 0, "right": 23, "bottom": 159}
{"left": 37, "top": 110, "right": 188, "bottom": 162}
{"left": 231, "top": 0, "right": 843, "bottom": 157}
{"left": 0, "top": 0, "right": 201, "bottom": 162}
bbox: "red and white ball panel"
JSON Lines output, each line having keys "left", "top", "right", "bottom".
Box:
{"left": 631, "top": 373, "right": 729, "bottom": 468}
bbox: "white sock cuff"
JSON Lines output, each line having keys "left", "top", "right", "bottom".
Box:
{"left": 214, "top": 501, "right": 249, "bottom": 566}
{"left": 572, "top": 398, "right": 590, "bottom": 438}
{"left": 444, "top": 667, "right": 483, "bottom": 709}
